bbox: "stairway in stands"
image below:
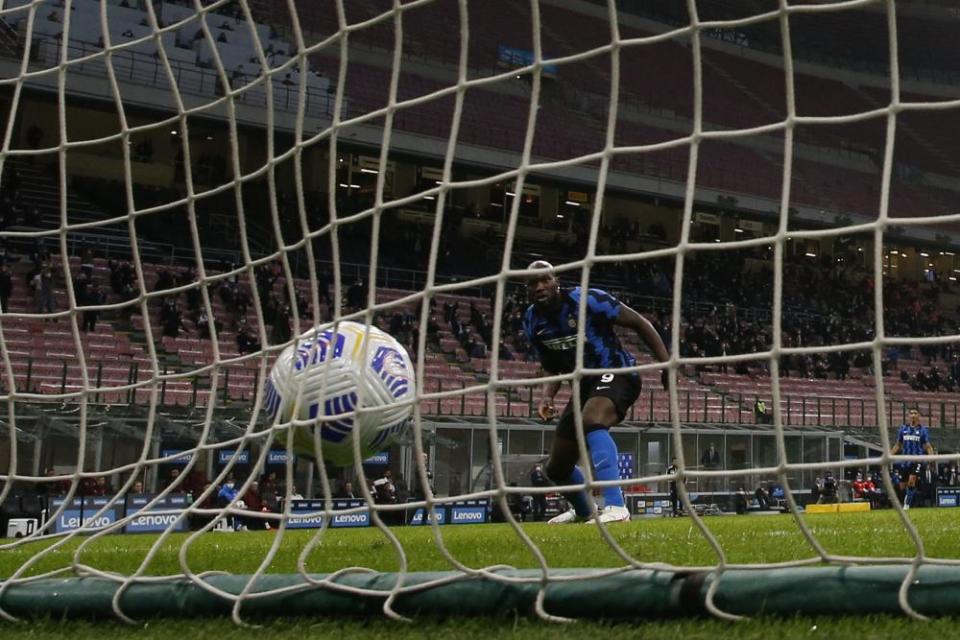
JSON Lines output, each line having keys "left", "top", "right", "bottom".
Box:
{"left": 3, "top": 157, "right": 159, "bottom": 257}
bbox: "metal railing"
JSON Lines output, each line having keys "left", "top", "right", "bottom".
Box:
{"left": 419, "top": 381, "right": 960, "bottom": 429}
{"left": 28, "top": 36, "right": 337, "bottom": 120}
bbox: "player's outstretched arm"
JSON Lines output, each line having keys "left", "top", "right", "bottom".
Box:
{"left": 614, "top": 304, "right": 670, "bottom": 385}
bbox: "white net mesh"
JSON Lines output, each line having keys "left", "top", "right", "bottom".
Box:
{"left": 0, "top": 0, "right": 958, "bottom": 624}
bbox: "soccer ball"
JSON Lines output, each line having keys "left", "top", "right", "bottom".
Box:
{"left": 263, "top": 321, "right": 415, "bottom": 466}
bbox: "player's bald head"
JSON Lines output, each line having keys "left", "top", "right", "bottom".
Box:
{"left": 527, "top": 260, "right": 553, "bottom": 275}
{"left": 524, "top": 260, "right": 560, "bottom": 308}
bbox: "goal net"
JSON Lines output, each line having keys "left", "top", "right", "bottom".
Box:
{"left": 0, "top": 0, "right": 957, "bottom": 624}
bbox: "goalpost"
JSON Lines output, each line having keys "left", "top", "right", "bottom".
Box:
{"left": 0, "top": 0, "right": 957, "bottom": 625}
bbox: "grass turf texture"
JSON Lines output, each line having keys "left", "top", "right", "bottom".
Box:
{"left": 4, "top": 616, "right": 960, "bottom": 640}
{"left": 1, "top": 509, "right": 955, "bottom": 577}
{"left": 1, "top": 509, "right": 958, "bottom": 637}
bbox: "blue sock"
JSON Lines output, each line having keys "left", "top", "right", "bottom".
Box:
{"left": 586, "top": 429, "right": 624, "bottom": 508}
{"left": 560, "top": 466, "right": 593, "bottom": 517}
{"left": 905, "top": 487, "right": 916, "bottom": 507}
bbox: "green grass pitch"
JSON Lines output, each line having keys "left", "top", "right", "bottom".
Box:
{"left": 2, "top": 509, "right": 959, "bottom": 638}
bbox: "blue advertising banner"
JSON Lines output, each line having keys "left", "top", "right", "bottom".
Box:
{"left": 449, "top": 506, "right": 487, "bottom": 524}
{"left": 161, "top": 449, "right": 192, "bottom": 465}
{"left": 217, "top": 449, "right": 251, "bottom": 465}
{"left": 497, "top": 45, "right": 559, "bottom": 76}
{"left": 937, "top": 487, "right": 959, "bottom": 507}
{"left": 267, "top": 450, "right": 293, "bottom": 465}
{"left": 285, "top": 499, "right": 370, "bottom": 529}
{"left": 363, "top": 451, "right": 389, "bottom": 465}
{"left": 124, "top": 494, "right": 190, "bottom": 533}
{"left": 449, "top": 499, "right": 490, "bottom": 525}
{"left": 408, "top": 507, "right": 447, "bottom": 526}
{"left": 50, "top": 496, "right": 120, "bottom": 533}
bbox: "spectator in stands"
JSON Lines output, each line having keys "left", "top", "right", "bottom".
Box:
{"left": 886, "top": 346, "right": 900, "bottom": 371}
{"left": 852, "top": 471, "right": 883, "bottom": 508}
{"left": 373, "top": 470, "right": 397, "bottom": 504}
{"left": 920, "top": 462, "right": 937, "bottom": 508}
{"left": 31, "top": 266, "right": 55, "bottom": 316}
{"left": 734, "top": 487, "right": 748, "bottom": 514}
{"left": 78, "top": 247, "right": 94, "bottom": 279}
{"left": 36, "top": 467, "right": 64, "bottom": 496}
{"left": 162, "top": 468, "right": 181, "bottom": 492}
{"left": 82, "top": 283, "right": 105, "bottom": 332}
{"left": 336, "top": 480, "right": 355, "bottom": 499}
{"left": 132, "top": 480, "right": 144, "bottom": 494}
{"left": 236, "top": 321, "right": 261, "bottom": 354}
{"left": 529, "top": 462, "right": 548, "bottom": 521}
{"left": 941, "top": 463, "right": 958, "bottom": 488}
{"left": 29, "top": 239, "right": 49, "bottom": 270}
{"left": 412, "top": 452, "right": 433, "bottom": 501}
{"left": 217, "top": 477, "right": 239, "bottom": 507}
{"left": 162, "top": 302, "right": 187, "bottom": 338}
{"left": 0, "top": 263, "right": 12, "bottom": 312}
{"left": 90, "top": 476, "right": 113, "bottom": 497}
{"left": 505, "top": 482, "right": 533, "bottom": 522}
{"left": 218, "top": 279, "right": 237, "bottom": 311}
{"left": 443, "top": 300, "right": 458, "bottom": 324}
{"left": 753, "top": 398, "right": 771, "bottom": 424}
{"left": 817, "top": 471, "right": 838, "bottom": 504}
{"left": 73, "top": 271, "right": 90, "bottom": 306}
{"left": 295, "top": 289, "right": 309, "bottom": 318}
{"left": 241, "top": 481, "right": 267, "bottom": 529}
{"left": 259, "top": 473, "right": 280, "bottom": 512}
{"left": 196, "top": 310, "right": 213, "bottom": 339}
{"left": 154, "top": 268, "right": 174, "bottom": 293}
{"left": 700, "top": 443, "right": 721, "bottom": 492}
{"left": 754, "top": 485, "right": 770, "bottom": 510}
{"left": 271, "top": 303, "right": 292, "bottom": 345}
{"left": 262, "top": 292, "right": 278, "bottom": 324}
{"left": 345, "top": 279, "right": 365, "bottom": 311}
{"left": 109, "top": 260, "right": 136, "bottom": 300}
{"left": 666, "top": 457, "right": 680, "bottom": 517}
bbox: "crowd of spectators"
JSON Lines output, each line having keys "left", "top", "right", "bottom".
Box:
{"left": 5, "top": 173, "right": 960, "bottom": 404}
{"left": 601, "top": 248, "right": 958, "bottom": 383}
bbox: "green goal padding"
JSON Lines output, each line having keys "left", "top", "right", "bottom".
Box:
{"left": 3, "top": 566, "right": 960, "bottom": 619}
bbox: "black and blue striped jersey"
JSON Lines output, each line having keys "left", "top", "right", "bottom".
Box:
{"left": 522, "top": 287, "right": 636, "bottom": 374}
{"left": 896, "top": 423, "right": 930, "bottom": 457}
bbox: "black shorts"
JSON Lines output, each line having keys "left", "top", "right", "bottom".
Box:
{"left": 897, "top": 462, "right": 923, "bottom": 479}
{"left": 556, "top": 373, "right": 641, "bottom": 439}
